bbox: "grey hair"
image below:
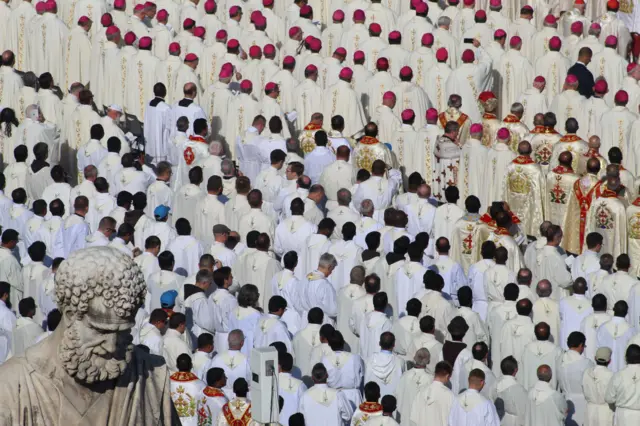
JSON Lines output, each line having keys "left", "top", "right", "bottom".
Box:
{"left": 195, "top": 269, "right": 214, "bottom": 286}
{"left": 221, "top": 159, "right": 235, "bottom": 176}
{"left": 414, "top": 348, "right": 431, "bottom": 367}
{"left": 209, "top": 140, "right": 224, "bottom": 155}
{"left": 437, "top": 16, "right": 451, "bottom": 27}
{"left": 318, "top": 253, "right": 338, "bottom": 269}
{"left": 350, "top": 266, "right": 366, "bottom": 284}
{"left": 337, "top": 188, "right": 352, "bottom": 206}
{"left": 510, "top": 102, "right": 524, "bottom": 115}
{"left": 360, "top": 199, "right": 374, "bottom": 215}
{"left": 176, "top": 116, "right": 190, "bottom": 132}
{"left": 228, "top": 329, "right": 245, "bottom": 348}
{"left": 84, "top": 165, "right": 98, "bottom": 179}
{"left": 23, "top": 71, "right": 37, "bottom": 88}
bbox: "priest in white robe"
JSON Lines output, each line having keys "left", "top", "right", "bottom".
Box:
{"left": 410, "top": 361, "right": 454, "bottom": 426}
{"left": 11, "top": 298, "right": 43, "bottom": 356}
{"left": 448, "top": 369, "right": 501, "bottom": 426}
{"left": 124, "top": 37, "right": 159, "bottom": 121}
{"left": 596, "top": 302, "right": 635, "bottom": 372}
{"left": 65, "top": 17, "right": 93, "bottom": 91}
{"left": 525, "top": 365, "right": 568, "bottom": 426}
{"left": 32, "top": 4, "right": 68, "bottom": 85}
{"left": 322, "top": 68, "right": 367, "bottom": 137}
{"left": 445, "top": 47, "right": 493, "bottom": 123}
{"left": 557, "top": 332, "right": 593, "bottom": 426}
{"left": 495, "top": 356, "right": 529, "bottom": 426}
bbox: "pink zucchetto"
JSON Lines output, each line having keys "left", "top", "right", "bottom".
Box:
{"left": 490, "top": 0, "right": 501, "bottom": 6}
{"left": 193, "top": 26, "right": 205, "bottom": 38}
{"left": 426, "top": 108, "right": 438, "bottom": 121}
{"left": 156, "top": 9, "right": 168, "bottom": 20}
{"left": 605, "top": 35, "right": 618, "bottom": 46}
{"left": 219, "top": 68, "right": 232, "bottom": 79}
{"left": 169, "top": 42, "right": 180, "bottom": 53}
{"left": 376, "top": 57, "right": 389, "bottom": 70}
{"left": 308, "top": 38, "right": 322, "bottom": 51}
{"left": 333, "top": 9, "right": 344, "bottom": 21}
{"left": 565, "top": 74, "right": 578, "bottom": 84}
{"left": 401, "top": 109, "right": 415, "bottom": 121}
{"left": 389, "top": 30, "right": 402, "bottom": 41}
{"left": 549, "top": 36, "right": 562, "bottom": 50}
{"left": 594, "top": 79, "right": 608, "bottom": 94}
{"left": 227, "top": 39, "right": 239, "bottom": 49}
{"left": 369, "top": 23, "right": 382, "bottom": 34}
{"left": 436, "top": 48, "right": 448, "bottom": 61}
{"left": 422, "top": 33, "right": 434, "bottom": 46}
{"left": 570, "top": 21, "right": 583, "bottom": 33}
{"left": 305, "top": 64, "right": 318, "bottom": 73}
{"left": 283, "top": 56, "right": 295, "bottom": 66}
{"left": 264, "top": 44, "right": 276, "bottom": 56}
{"left": 470, "top": 123, "right": 483, "bottom": 133}
{"left": 100, "top": 13, "right": 112, "bottom": 25}
{"left": 289, "top": 26, "right": 301, "bottom": 37}
{"left": 534, "top": 75, "right": 546, "bottom": 83}
{"left": 114, "top": 0, "right": 125, "bottom": 9}
{"left": 204, "top": 1, "right": 216, "bottom": 12}
{"left": 249, "top": 46, "right": 261, "bottom": 58}
{"left": 216, "top": 29, "right": 227, "bottom": 40}
{"left": 496, "top": 128, "right": 510, "bottom": 140}
{"left": 615, "top": 90, "right": 629, "bottom": 104}
{"left": 124, "top": 31, "right": 136, "bottom": 45}
{"left": 184, "top": 53, "right": 198, "bottom": 61}
{"left": 544, "top": 14, "right": 556, "bottom": 25}
{"left": 134, "top": 3, "right": 144, "bottom": 12}
{"left": 383, "top": 91, "right": 396, "bottom": 100}
{"left": 240, "top": 80, "right": 253, "bottom": 91}
{"left": 415, "top": 2, "right": 428, "bottom": 13}
{"left": 400, "top": 66, "right": 413, "bottom": 78}
{"left": 354, "top": 50, "right": 365, "bottom": 61}
{"left": 334, "top": 47, "right": 347, "bottom": 57}
{"left": 339, "top": 67, "right": 353, "bottom": 79}
{"left": 353, "top": 9, "right": 365, "bottom": 21}
{"left": 105, "top": 26, "right": 120, "bottom": 36}
{"left": 475, "top": 10, "right": 486, "bottom": 19}
{"left": 461, "top": 49, "right": 475, "bottom": 62}
{"left": 494, "top": 29, "right": 506, "bottom": 38}
{"left": 510, "top": 36, "right": 522, "bottom": 47}
{"left": 138, "top": 36, "right": 152, "bottom": 49}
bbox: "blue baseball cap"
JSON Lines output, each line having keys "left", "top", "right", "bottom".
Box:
{"left": 154, "top": 205, "right": 170, "bottom": 219}
{"left": 160, "top": 290, "right": 178, "bottom": 308}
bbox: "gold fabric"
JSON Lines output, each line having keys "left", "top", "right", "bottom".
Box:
{"left": 502, "top": 115, "right": 530, "bottom": 152}
{"left": 530, "top": 129, "right": 562, "bottom": 173}
{"left": 561, "top": 174, "right": 601, "bottom": 254}
{"left": 481, "top": 114, "right": 502, "bottom": 147}
{"left": 585, "top": 193, "right": 628, "bottom": 259}
{"left": 627, "top": 199, "right": 640, "bottom": 278}
{"left": 549, "top": 135, "right": 589, "bottom": 171}
{"left": 352, "top": 137, "right": 394, "bottom": 172}
{"left": 543, "top": 167, "right": 580, "bottom": 226}
{"left": 504, "top": 157, "right": 545, "bottom": 237}
{"left": 450, "top": 213, "right": 483, "bottom": 274}
{"left": 576, "top": 149, "right": 608, "bottom": 176}
{"left": 438, "top": 108, "right": 471, "bottom": 146}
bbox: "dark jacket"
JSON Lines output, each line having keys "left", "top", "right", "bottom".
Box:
{"left": 567, "top": 62, "right": 595, "bottom": 98}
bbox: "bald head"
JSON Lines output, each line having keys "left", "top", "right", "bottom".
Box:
{"left": 533, "top": 113, "right": 544, "bottom": 126}
{"left": 535, "top": 322, "right": 550, "bottom": 341}
{"left": 588, "top": 135, "right": 601, "bottom": 149}
{"left": 537, "top": 365, "right": 552, "bottom": 382}
{"left": 336, "top": 145, "right": 350, "bottom": 160}
{"left": 184, "top": 82, "right": 198, "bottom": 98}
{"left": 586, "top": 157, "right": 601, "bottom": 174}
{"left": 518, "top": 141, "right": 532, "bottom": 156}
{"left": 573, "top": 277, "right": 587, "bottom": 294}
{"left": 558, "top": 151, "right": 573, "bottom": 167}
{"left": 417, "top": 184, "right": 431, "bottom": 199}
{"left": 2, "top": 50, "right": 15, "bottom": 67}
{"left": 536, "top": 279, "right": 552, "bottom": 297}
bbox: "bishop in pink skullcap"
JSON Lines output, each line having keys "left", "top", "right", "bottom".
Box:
{"left": 510, "top": 36, "right": 522, "bottom": 47}
{"left": 299, "top": 4, "right": 312, "bottom": 15}
{"left": 44, "top": 0, "right": 56, "bottom": 10}
{"left": 253, "top": 16, "right": 266, "bottom": 27}
{"left": 369, "top": 23, "right": 382, "bottom": 34}
{"left": 134, "top": 3, "right": 144, "bottom": 11}
{"left": 229, "top": 5, "right": 240, "bottom": 16}
{"left": 100, "top": 13, "right": 112, "bottom": 25}
{"left": 289, "top": 26, "right": 301, "bottom": 37}
{"left": 605, "top": 35, "right": 618, "bottom": 46}
{"left": 549, "top": 36, "right": 562, "bottom": 49}
{"left": 221, "top": 63, "right": 233, "bottom": 72}
{"left": 265, "top": 82, "right": 278, "bottom": 92}
{"left": 470, "top": 123, "right": 483, "bottom": 133}
{"left": 436, "top": 48, "right": 448, "bottom": 61}
{"left": 490, "top": 0, "right": 501, "bottom": 6}
{"left": 35, "top": 2, "right": 46, "bottom": 13}
{"left": 263, "top": 0, "right": 273, "bottom": 6}
{"left": 570, "top": 21, "right": 583, "bottom": 33}
{"left": 78, "top": 15, "right": 90, "bottom": 24}
{"left": 544, "top": 14, "right": 556, "bottom": 25}
{"left": 240, "top": 80, "right": 253, "bottom": 91}
{"left": 354, "top": 50, "right": 365, "bottom": 61}
{"left": 594, "top": 79, "right": 608, "bottom": 94}
{"left": 105, "top": 26, "right": 120, "bottom": 35}
{"left": 306, "top": 64, "right": 318, "bottom": 73}
{"left": 534, "top": 75, "right": 546, "bottom": 84}
{"left": 193, "top": 26, "right": 205, "bottom": 38}
{"left": 124, "top": 31, "right": 136, "bottom": 45}
{"left": 339, "top": 67, "right": 353, "bottom": 80}
{"left": 400, "top": 66, "right": 413, "bottom": 78}
{"left": 184, "top": 53, "right": 198, "bottom": 61}
{"left": 309, "top": 38, "right": 322, "bottom": 51}
{"left": 377, "top": 57, "right": 389, "bottom": 70}
{"left": 590, "top": 22, "right": 601, "bottom": 30}
{"left": 389, "top": 30, "right": 402, "bottom": 41}
{"left": 496, "top": 128, "right": 510, "bottom": 140}
{"left": 204, "top": 0, "right": 216, "bottom": 12}
{"left": 415, "top": 2, "right": 428, "bottom": 13}
{"left": 216, "top": 29, "right": 227, "bottom": 40}
{"left": 401, "top": 109, "right": 415, "bottom": 121}
{"left": 461, "top": 49, "right": 475, "bottom": 62}
{"left": 475, "top": 10, "right": 486, "bottom": 19}
{"left": 138, "top": 36, "right": 152, "bottom": 49}
{"left": 114, "top": 0, "right": 125, "bottom": 9}
{"left": 219, "top": 67, "right": 232, "bottom": 79}
{"left": 169, "top": 42, "right": 180, "bottom": 53}
{"left": 383, "top": 91, "right": 396, "bottom": 100}
{"left": 156, "top": 9, "right": 168, "bottom": 20}
{"left": 615, "top": 90, "right": 629, "bottom": 104}
{"left": 334, "top": 47, "right": 347, "bottom": 57}
{"left": 422, "top": 33, "right": 434, "bottom": 46}
{"left": 249, "top": 46, "right": 261, "bottom": 58}
{"left": 183, "top": 18, "right": 195, "bottom": 28}
{"left": 283, "top": 55, "right": 295, "bottom": 66}
{"left": 494, "top": 29, "right": 506, "bottom": 38}
{"left": 565, "top": 74, "right": 578, "bottom": 84}
{"left": 522, "top": 4, "right": 533, "bottom": 12}
{"left": 333, "top": 9, "right": 344, "bottom": 21}
{"left": 463, "top": 0, "right": 474, "bottom": 5}
{"left": 264, "top": 44, "right": 276, "bottom": 56}
{"left": 227, "top": 39, "right": 239, "bottom": 49}
{"left": 353, "top": 9, "right": 365, "bottom": 21}
{"left": 426, "top": 108, "right": 438, "bottom": 121}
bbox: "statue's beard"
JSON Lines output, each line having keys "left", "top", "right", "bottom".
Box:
{"left": 58, "top": 321, "right": 133, "bottom": 384}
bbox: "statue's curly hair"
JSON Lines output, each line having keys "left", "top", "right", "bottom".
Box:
{"left": 55, "top": 247, "right": 146, "bottom": 320}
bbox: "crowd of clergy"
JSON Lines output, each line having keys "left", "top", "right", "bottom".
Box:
{"left": 3, "top": 0, "right": 640, "bottom": 423}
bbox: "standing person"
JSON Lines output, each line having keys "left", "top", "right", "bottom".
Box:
{"left": 410, "top": 361, "right": 454, "bottom": 426}
{"left": 525, "top": 365, "right": 568, "bottom": 426}
{"left": 567, "top": 47, "right": 595, "bottom": 98}
{"left": 582, "top": 347, "right": 614, "bottom": 426}
{"left": 605, "top": 344, "right": 640, "bottom": 426}
{"left": 298, "top": 363, "right": 353, "bottom": 426}
{"left": 448, "top": 369, "right": 500, "bottom": 426}
{"left": 495, "top": 356, "right": 528, "bottom": 426}
{"left": 558, "top": 332, "right": 593, "bottom": 426}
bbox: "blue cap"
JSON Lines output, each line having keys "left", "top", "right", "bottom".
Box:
{"left": 160, "top": 290, "right": 178, "bottom": 307}
{"left": 154, "top": 204, "right": 170, "bottom": 219}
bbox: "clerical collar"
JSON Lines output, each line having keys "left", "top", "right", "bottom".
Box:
{"left": 178, "top": 98, "right": 194, "bottom": 107}
{"left": 150, "top": 97, "right": 165, "bottom": 107}
{"left": 31, "top": 160, "right": 49, "bottom": 173}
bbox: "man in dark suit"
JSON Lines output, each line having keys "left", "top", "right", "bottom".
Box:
{"left": 567, "top": 47, "right": 595, "bottom": 98}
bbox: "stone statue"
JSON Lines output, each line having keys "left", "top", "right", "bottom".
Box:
{"left": 0, "top": 247, "right": 180, "bottom": 425}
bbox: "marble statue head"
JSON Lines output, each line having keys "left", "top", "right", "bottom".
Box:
{"left": 54, "top": 247, "right": 146, "bottom": 384}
